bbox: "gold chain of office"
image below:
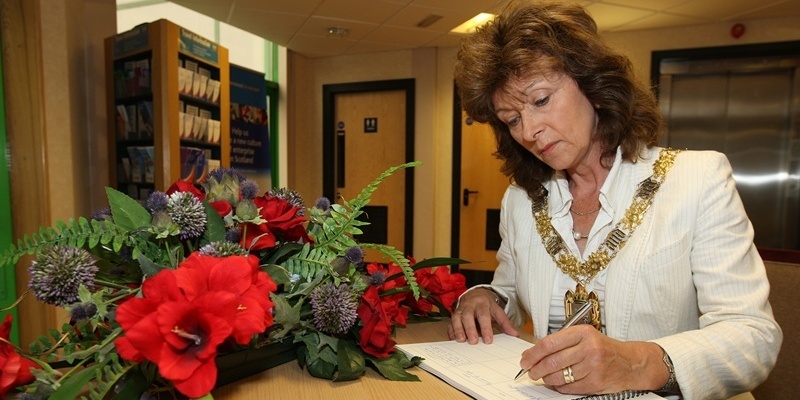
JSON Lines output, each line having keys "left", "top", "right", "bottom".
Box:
{"left": 531, "top": 148, "right": 681, "bottom": 285}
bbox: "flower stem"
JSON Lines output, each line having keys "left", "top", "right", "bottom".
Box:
{"left": 94, "top": 279, "right": 132, "bottom": 290}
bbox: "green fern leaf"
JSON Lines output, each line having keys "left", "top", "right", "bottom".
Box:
{"left": 360, "top": 243, "right": 421, "bottom": 299}
{"left": 283, "top": 244, "right": 336, "bottom": 280}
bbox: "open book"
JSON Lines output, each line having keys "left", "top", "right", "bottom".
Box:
{"left": 396, "top": 334, "right": 664, "bottom": 400}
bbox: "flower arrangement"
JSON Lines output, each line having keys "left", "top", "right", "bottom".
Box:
{"left": 0, "top": 162, "right": 468, "bottom": 399}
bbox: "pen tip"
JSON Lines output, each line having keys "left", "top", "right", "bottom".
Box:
{"left": 513, "top": 370, "right": 524, "bottom": 380}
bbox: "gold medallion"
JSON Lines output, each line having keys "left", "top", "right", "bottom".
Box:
{"left": 565, "top": 283, "right": 601, "bottom": 330}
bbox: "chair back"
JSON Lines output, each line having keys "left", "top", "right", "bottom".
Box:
{"left": 752, "top": 260, "right": 800, "bottom": 400}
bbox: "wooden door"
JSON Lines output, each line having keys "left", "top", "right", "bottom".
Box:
{"left": 459, "top": 112, "right": 508, "bottom": 272}
{"left": 334, "top": 90, "right": 407, "bottom": 262}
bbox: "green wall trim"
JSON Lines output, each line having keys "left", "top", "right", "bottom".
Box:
{"left": 0, "top": 30, "right": 20, "bottom": 345}
{"left": 271, "top": 43, "right": 279, "bottom": 83}
{"left": 265, "top": 80, "right": 279, "bottom": 188}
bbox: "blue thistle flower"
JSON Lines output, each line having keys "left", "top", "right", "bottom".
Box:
{"left": 69, "top": 302, "right": 98, "bottom": 322}
{"left": 91, "top": 208, "right": 112, "bottom": 221}
{"left": 344, "top": 246, "right": 364, "bottom": 265}
{"left": 225, "top": 228, "right": 242, "bottom": 243}
{"left": 314, "top": 197, "right": 331, "bottom": 211}
{"left": 309, "top": 283, "right": 359, "bottom": 335}
{"left": 370, "top": 270, "right": 387, "bottom": 286}
{"left": 240, "top": 180, "right": 259, "bottom": 200}
{"left": 208, "top": 167, "right": 246, "bottom": 183}
{"left": 28, "top": 245, "right": 98, "bottom": 307}
{"left": 146, "top": 191, "right": 169, "bottom": 213}
{"left": 199, "top": 241, "right": 247, "bottom": 257}
{"left": 166, "top": 192, "right": 206, "bottom": 240}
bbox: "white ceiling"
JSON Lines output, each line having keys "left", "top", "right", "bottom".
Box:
{"left": 169, "top": 0, "right": 800, "bottom": 58}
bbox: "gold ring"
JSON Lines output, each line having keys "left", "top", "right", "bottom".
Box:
{"left": 563, "top": 366, "right": 575, "bottom": 384}
{"left": 457, "top": 309, "right": 463, "bottom": 315}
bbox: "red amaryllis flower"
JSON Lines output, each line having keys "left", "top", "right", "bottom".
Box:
{"left": 113, "top": 270, "right": 186, "bottom": 362}
{"left": 115, "top": 281, "right": 237, "bottom": 399}
{"left": 174, "top": 253, "right": 277, "bottom": 344}
{"left": 242, "top": 195, "right": 309, "bottom": 251}
{"left": 0, "top": 315, "right": 39, "bottom": 399}
{"left": 209, "top": 200, "right": 233, "bottom": 219}
{"left": 166, "top": 180, "right": 205, "bottom": 201}
{"left": 156, "top": 293, "right": 236, "bottom": 398}
{"left": 357, "top": 286, "right": 397, "bottom": 358}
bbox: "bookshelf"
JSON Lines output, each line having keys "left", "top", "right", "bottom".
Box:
{"left": 105, "top": 19, "right": 230, "bottom": 200}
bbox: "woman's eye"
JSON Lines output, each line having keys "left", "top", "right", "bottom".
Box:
{"left": 534, "top": 96, "right": 550, "bottom": 107}
{"left": 507, "top": 117, "right": 520, "bottom": 127}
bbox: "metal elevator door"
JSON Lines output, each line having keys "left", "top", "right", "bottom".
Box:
{"left": 658, "top": 57, "right": 800, "bottom": 250}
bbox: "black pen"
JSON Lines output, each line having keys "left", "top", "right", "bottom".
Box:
{"left": 513, "top": 301, "right": 594, "bottom": 381}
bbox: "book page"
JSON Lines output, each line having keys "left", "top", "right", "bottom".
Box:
{"left": 397, "top": 334, "right": 664, "bottom": 400}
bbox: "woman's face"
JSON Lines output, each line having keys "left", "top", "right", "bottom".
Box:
{"left": 492, "top": 72, "right": 598, "bottom": 172}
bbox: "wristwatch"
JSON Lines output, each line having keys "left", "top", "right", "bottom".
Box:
{"left": 659, "top": 347, "right": 678, "bottom": 393}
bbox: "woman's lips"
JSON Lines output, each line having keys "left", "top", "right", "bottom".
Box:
{"left": 539, "top": 141, "right": 557, "bottom": 156}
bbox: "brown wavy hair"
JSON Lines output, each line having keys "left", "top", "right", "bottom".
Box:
{"left": 454, "top": 1, "right": 664, "bottom": 201}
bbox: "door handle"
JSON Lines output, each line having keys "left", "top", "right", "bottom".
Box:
{"left": 463, "top": 188, "right": 479, "bottom": 206}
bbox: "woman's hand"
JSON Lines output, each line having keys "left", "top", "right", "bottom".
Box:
{"left": 519, "top": 325, "right": 669, "bottom": 394}
{"left": 447, "top": 288, "right": 518, "bottom": 344}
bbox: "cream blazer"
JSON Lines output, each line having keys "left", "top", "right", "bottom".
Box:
{"left": 488, "top": 147, "right": 782, "bottom": 400}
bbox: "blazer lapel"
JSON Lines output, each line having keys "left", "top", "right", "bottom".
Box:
{"left": 604, "top": 147, "right": 664, "bottom": 340}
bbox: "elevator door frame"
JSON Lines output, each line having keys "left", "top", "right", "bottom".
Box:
{"left": 652, "top": 41, "right": 800, "bottom": 251}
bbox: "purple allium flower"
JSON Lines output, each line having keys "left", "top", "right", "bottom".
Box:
{"left": 225, "top": 228, "right": 242, "bottom": 243}
{"left": 208, "top": 167, "right": 246, "bottom": 183}
{"left": 240, "top": 181, "right": 259, "bottom": 200}
{"left": 344, "top": 246, "right": 364, "bottom": 265}
{"left": 314, "top": 197, "right": 331, "bottom": 211}
{"left": 309, "top": 282, "right": 359, "bottom": 335}
{"left": 28, "top": 245, "right": 98, "bottom": 307}
{"left": 199, "top": 241, "right": 247, "bottom": 257}
{"left": 146, "top": 191, "right": 169, "bottom": 213}
{"left": 268, "top": 188, "right": 305, "bottom": 216}
{"left": 69, "top": 302, "right": 98, "bottom": 322}
{"left": 166, "top": 192, "right": 206, "bottom": 240}
{"left": 91, "top": 208, "right": 112, "bottom": 221}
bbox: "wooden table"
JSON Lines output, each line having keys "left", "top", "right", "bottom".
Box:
{"left": 213, "top": 320, "right": 533, "bottom": 399}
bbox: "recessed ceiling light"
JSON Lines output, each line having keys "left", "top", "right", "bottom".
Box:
{"left": 417, "top": 14, "right": 443, "bottom": 28}
{"left": 327, "top": 27, "right": 349, "bottom": 38}
{"left": 450, "top": 13, "right": 495, "bottom": 34}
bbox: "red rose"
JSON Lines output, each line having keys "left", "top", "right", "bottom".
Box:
{"left": 357, "top": 286, "right": 397, "bottom": 358}
{"left": 210, "top": 200, "right": 233, "bottom": 219}
{"left": 411, "top": 267, "right": 467, "bottom": 313}
{"left": 242, "top": 195, "right": 309, "bottom": 250}
{"left": 166, "top": 180, "right": 205, "bottom": 201}
{"left": 0, "top": 315, "right": 39, "bottom": 399}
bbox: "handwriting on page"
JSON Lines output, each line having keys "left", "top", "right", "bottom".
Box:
{"left": 404, "top": 335, "right": 582, "bottom": 400}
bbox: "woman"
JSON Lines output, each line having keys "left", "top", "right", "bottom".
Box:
{"left": 448, "top": 2, "right": 782, "bottom": 399}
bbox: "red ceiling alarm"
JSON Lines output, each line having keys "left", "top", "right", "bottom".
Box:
{"left": 731, "top": 23, "right": 746, "bottom": 39}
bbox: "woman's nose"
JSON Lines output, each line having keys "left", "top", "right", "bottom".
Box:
{"left": 521, "top": 117, "right": 540, "bottom": 142}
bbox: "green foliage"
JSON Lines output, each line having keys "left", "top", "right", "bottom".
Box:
{"left": 368, "top": 351, "right": 423, "bottom": 381}
{"left": 307, "top": 161, "right": 420, "bottom": 253}
{"left": 335, "top": 339, "right": 366, "bottom": 381}
{"left": 0, "top": 217, "right": 130, "bottom": 268}
{"left": 105, "top": 187, "right": 151, "bottom": 231}
{"left": 281, "top": 243, "right": 336, "bottom": 280}
{"left": 81, "top": 354, "right": 137, "bottom": 400}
